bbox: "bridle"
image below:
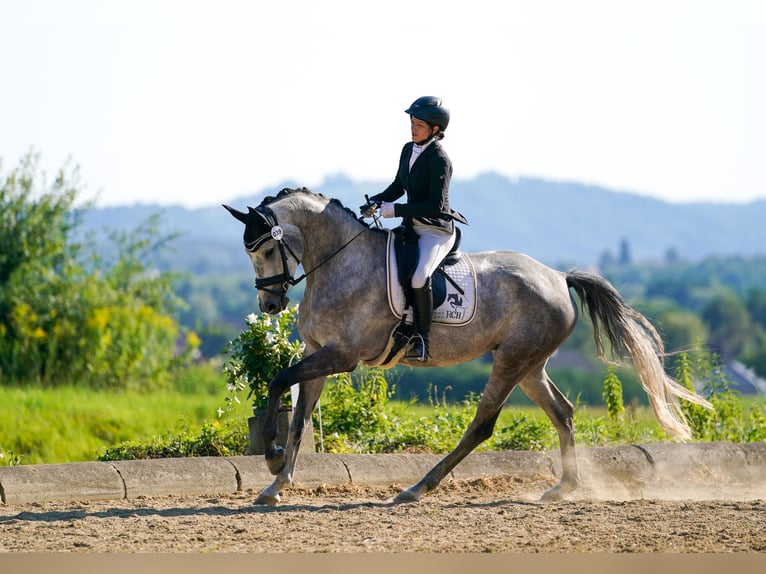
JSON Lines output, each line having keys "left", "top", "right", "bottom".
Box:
{"left": 245, "top": 204, "right": 369, "bottom": 298}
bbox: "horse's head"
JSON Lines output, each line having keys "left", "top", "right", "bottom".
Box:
{"left": 223, "top": 202, "right": 305, "bottom": 315}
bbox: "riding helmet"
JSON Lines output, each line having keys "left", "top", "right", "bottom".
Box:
{"left": 405, "top": 96, "right": 450, "bottom": 131}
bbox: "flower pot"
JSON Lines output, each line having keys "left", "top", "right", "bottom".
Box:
{"left": 248, "top": 408, "right": 315, "bottom": 455}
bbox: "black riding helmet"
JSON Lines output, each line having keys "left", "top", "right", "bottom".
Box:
{"left": 405, "top": 96, "right": 450, "bottom": 132}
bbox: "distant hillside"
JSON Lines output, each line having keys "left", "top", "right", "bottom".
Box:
{"left": 82, "top": 173, "right": 766, "bottom": 274}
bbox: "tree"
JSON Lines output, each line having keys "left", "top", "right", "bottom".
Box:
{"left": 746, "top": 288, "right": 766, "bottom": 330}
{"left": 655, "top": 309, "right": 709, "bottom": 354}
{"left": 0, "top": 153, "right": 196, "bottom": 388}
{"left": 618, "top": 238, "right": 632, "bottom": 266}
{"left": 701, "top": 292, "right": 754, "bottom": 361}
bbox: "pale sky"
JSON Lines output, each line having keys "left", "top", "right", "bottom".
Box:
{"left": 1, "top": 0, "right": 764, "bottom": 207}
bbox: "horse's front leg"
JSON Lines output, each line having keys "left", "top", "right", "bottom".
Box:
{"left": 255, "top": 375, "right": 325, "bottom": 505}
{"left": 255, "top": 346, "right": 356, "bottom": 505}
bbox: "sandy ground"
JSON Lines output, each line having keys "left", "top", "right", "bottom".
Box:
{"left": 1, "top": 474, "right": 765, "bottom": 553}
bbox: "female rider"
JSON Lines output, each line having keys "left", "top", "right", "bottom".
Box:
{"left": 362, "top": 96, "right": 467, "bottom": 361}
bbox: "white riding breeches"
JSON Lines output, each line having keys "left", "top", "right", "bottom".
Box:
{"left": 411, "top": 222, "right": 456, "bottom": 289}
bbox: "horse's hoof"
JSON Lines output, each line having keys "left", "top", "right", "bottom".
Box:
{"left": 392, "top": 489, "right": 420, "bottom": 504}
{"left": 539, "top": 486, "right": 565, "bottom": 502}
{"left": 265, "top": 447, "right": 286, "bottom": 475}
{"left": 254, "top": 491, "right": 281, "bottom": 506}
{"left": 540, "top": 478, "right": 579, "bottom": 502}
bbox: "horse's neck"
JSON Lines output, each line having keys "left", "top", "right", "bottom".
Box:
{"left": 277, "top": 201, "right": 381, "bottom": 268}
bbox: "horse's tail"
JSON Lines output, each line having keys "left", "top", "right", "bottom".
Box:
{"left": 566, "top": 269, "right": 712, "bottom": 440}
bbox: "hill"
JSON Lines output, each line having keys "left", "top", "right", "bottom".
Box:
{"left": 82, "top": 173, "right": 766, "bottom": 274}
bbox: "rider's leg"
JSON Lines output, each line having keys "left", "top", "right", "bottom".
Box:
{"left": 406, "top": 224, "right": 455, "bottom": 361}
{"left": 405, "top": 278, "right": 433, "bottom": 361}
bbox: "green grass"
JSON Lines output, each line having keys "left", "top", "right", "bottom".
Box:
{"left": 3, "top": 362, "right": 765, "bottom": 465}
{"left": 0, "top": 364, "right": 250, "bottom": 465}
{"left": 390, "top": 401, "right": 669, "bottom": 453}
{"left": 0, "top": 383, "right": 653, "bottom": 465}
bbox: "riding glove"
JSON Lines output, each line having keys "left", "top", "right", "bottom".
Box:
{"left": 359, "top": 199, "right": 379, "bottom": 217}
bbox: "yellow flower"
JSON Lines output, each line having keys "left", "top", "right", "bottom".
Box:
{"left": 186, "top": 331, "right": 202, "bottom": 348}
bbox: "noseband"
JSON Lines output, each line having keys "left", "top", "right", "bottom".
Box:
{"left": 245, "top": 203, "right": 369, "bottom": 298}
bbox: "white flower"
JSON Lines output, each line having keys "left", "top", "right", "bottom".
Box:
{"left": 216, "top": 408, "right": 224, "bottom": 418}
{"left": 245, "top": 313, "right": 258, "bottom": 325}
{"left": 227, "top": 383, "right": 237, "bottom": 392}
{"left": 265, "top": 332, "right": 276, "bottom": 344}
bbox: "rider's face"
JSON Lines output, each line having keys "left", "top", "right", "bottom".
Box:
{"left": 410, "top": 116, "right": 438, "bottom": 142}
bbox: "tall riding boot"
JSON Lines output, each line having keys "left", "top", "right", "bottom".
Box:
{"left": 405, "top": 281, "right": 433, "bottom": 361}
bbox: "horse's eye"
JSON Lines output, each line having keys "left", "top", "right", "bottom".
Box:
{"left": 264, "top": 247, "right": 275, "bottom": 259}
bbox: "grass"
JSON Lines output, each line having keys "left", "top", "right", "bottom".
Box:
{"left": 0, "top": 384, "right": 655, "bottom": 465}
{"left": 390, "top": 400, "right": 669, "bottom": 453}
{"left": 3, "top": 362, "right": 765, "bottom": 465}
{"left": 0, "top": 364, "right": 251, "bottom": 465}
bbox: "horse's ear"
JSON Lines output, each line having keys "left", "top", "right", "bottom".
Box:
{"left": 222, "top": 204, "right": 248, "bottom": 224}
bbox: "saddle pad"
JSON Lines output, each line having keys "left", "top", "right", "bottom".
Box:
{"left": 386, "top": 231, "right": 477, "bottom": 326}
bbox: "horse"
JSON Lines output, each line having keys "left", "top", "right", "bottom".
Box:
{"left": 224, "top": 187, "right": 712, "bottom": 505}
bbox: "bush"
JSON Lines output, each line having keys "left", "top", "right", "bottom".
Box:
{"left": 96, "top": 350, "right": 766, "bottom": 462}
{"left": 0, "top": 153, "right": 197, "bottom": 389}
{"left": 494, "top": 412, "right": 554, "bottom": 451}
{"left": 222, "top": 306, "right": 304, "bottom": 411}
{"left": 0, "top": 447, "right": 22, "bottom": 466}
{"left": 601, "top": 365, "right": 625, "bottom": 420}
{"left": 98, "top": 419, "right": 249, "bottom": 461}
{"left": 318, "top": 367, "right": 396, "bottom": 451}
{"left": 676, "top": 350, "right": 766, "bottom": 442}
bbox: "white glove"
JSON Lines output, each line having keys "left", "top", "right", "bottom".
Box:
{"left": 380, "top": 202, "right": 396, "bottom": 218}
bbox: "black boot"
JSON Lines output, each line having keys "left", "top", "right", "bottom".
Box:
{"left": 405, "top": 281, "right": 433, "bottom": 361}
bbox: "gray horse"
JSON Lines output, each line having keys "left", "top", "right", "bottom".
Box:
{"left": 224, "top": 187, "right": 711, "bottom": 505}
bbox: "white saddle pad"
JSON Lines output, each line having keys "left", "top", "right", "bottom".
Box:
{"left": 386, "top": 231, "right": 477, "bottom": 326}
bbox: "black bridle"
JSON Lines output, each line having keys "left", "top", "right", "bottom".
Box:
{"left": 245, "top": 204, "right": 369, "bottom": 297}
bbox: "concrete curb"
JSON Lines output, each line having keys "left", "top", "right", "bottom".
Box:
{"left": 1, "top": 442, "right": 765, "bottom": 505}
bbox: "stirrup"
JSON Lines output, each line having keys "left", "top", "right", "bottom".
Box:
{"left": 404, "top": 334, "right": 428, "bottom": 362}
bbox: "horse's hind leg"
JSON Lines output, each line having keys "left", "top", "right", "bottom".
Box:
{"left": 518, "top": 366, "right": 580, "bottom": 501}
{"left": 394, "top": 367, "right": 512, "bottom": 503}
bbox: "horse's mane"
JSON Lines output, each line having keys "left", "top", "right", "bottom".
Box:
{"left": 261, "top": 187, "right": 387, "bottom": 235}
{"left": 260, "top": 186, "right": 314, "bottom": 206}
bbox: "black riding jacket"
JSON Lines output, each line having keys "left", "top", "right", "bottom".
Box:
{"left": 371, "top": 140, "right": 467, "bottom": 232}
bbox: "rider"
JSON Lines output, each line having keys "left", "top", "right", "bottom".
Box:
{"left": 361, "top": 96, "right": 468, "bottom": 361}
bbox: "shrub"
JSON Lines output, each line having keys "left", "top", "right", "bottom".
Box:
{"left": 98, "top": 420, "right": 248, "bottom": 461}
{"left": 676, "top": 349, "right": 766, "bottom": 442}
{"left": 317, "top": 367, "right": 397, "bottom": 453}
{"left": 601, "top": 365, "right": 625, "bottom": 420}
{"left": 494, "top": 411, "right": 553, "bottom": 451}
{"left": 222, "top": 306, "right": 304, "bottom": 411}
{"left": 0, "top": 447, "right": 22, "bottom": 466}
{"left": 0, "top": 153, "right": 196, "bottom": 389}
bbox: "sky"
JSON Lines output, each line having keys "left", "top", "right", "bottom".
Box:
{"left": 1, "top": 0, "right": 765, "bottom": 208}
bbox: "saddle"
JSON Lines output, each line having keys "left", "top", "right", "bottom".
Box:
{"left": 378, "top": 226, "right": 477, "bottom": 366}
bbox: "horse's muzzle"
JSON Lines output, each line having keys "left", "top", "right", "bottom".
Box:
{"left": 259, "top": 292, "right": 290, "bottom": 315}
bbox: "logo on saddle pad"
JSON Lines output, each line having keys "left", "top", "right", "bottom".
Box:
{"left": 386, "top": 231, "right": 477, "bottom": 326}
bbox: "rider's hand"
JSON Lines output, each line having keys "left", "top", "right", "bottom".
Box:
{"left": 359, "top": 202, "right": 377, "bottom": 217}
{"left": 380, "top": 202, "right": 395, "bottom": 218}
